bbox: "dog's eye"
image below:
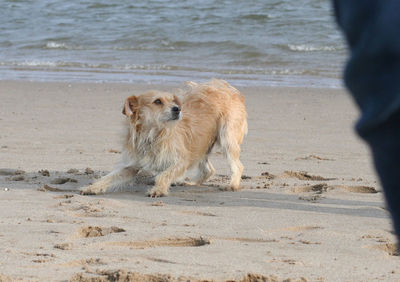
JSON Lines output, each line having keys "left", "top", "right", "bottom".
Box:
{"left": 153, "top": 99, "right": 162, "bottom": 105}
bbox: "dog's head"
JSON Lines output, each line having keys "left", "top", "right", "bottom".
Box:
{"left": 122, "top": 91, "right": 182, "bottom": 128}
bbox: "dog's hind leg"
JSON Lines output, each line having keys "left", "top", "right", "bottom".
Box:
{"left": 189, "top": 157, "right": 216, "bottom": 185}
{"left": 219, "top": 122, "right": 245, "bottom": 191}
{"left": 225, "top": 144, "right": 244, "bottom": 191}
{"left": 81, "top": 166, "right": 138, "bottom": 195}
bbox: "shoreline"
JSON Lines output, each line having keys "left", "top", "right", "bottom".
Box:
{"left": 1, "top": 80, "right": 398, "bottom": 281}
{"left": 0, "top": 70, "right": 344, "bottom": 88}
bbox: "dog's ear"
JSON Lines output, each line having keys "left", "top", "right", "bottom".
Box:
{"left": 122, "top": 96, "right": 139, "bottom": 119}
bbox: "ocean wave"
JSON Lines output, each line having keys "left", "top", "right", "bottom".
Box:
{"left": 269, "top": 69, "right": 320, "bottom": 76}
{"left": 45, "top": 42, "right": 68, "bottom": 49}
{"left": 286, "top": 44, "right": 340, "bottom": 52}
{"left": 113, "top": 44, "right": 176, "bottom": 52}
{"left": 0, "top": 60, "right": 326, "bottom": 77}
{"left": 3, "top": 60, "right": 58, "bottom": 67}
{"left": 0, "top": 60, "right": 185, "bottom": 72}
{"left": 0, "top": 60, "right": 108, "bottom": 69}
{"left": 114, "top": 39, "right": 259, "bottom": 54}
{"left": 122, "top": 64, "right": 181, "bottom": 71}
{"left": 166, "top": 40, "right": 250, "bottom": 50}
{"left": 20, "top": 40, "right": 83, "bottom": 50}
{"left": 219, "top": 68, "right": 320, "bottom": 76}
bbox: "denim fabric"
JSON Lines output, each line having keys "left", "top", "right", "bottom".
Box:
{"left": 333, "top": 0, "right": 400, "bottom": 239}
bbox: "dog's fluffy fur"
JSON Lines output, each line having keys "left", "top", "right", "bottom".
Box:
{"left": 82, "top": 79, "right": 247, "bottom": 197}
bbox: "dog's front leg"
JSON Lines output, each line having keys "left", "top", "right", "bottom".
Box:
{"left": 81, "top": 166, "right": 138, "bottom": 195}
{"left": 147, "top": 164, "right": 187, "bottom": 197}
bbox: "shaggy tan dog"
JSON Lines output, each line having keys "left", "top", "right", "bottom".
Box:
{"left": 82, "top": 79, "right": 247, "bottom": 197}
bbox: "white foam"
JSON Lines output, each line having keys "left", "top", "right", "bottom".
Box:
{"left": 19, "top": 60, "right": 57, "bottom": 67}
{"left": 288, "top": 44, "right": 337, "bottom": 52}
{"left": 45, "top": 42, "right": 68, "bottom": 49}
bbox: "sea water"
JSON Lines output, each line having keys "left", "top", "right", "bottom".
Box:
{"left": 0, "top": 0, "right": 347, "bottom": 87}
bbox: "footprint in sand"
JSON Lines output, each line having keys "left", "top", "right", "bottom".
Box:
{"left": 242, "top": 273, "right": 283, "bottom": 282}
{"left": 70, "top": 270, "right": 200, "bottom": 282}
{"left": 53, "top": 194, "right": 74, "bottom": 199}
{"left": 260, "top": 172, "right": 276, "bottom": 180}
{"left": 0, "top": 169, "right": 25, "bottom": 176}
{"left": 70, "top": 203, "right": 107, "bottom": 217}
{"left": 291, "top": 183, "right": 329, "bottom": 194}
{"left": 37, "top": 184, "right": 76, "bottom": 192}
{"left": 50, "top": 177, "right": 78, "bottom": 185}
{"left": 8, "top": 175, "right": 25, "bottom": 181}
{"left": 107, "top": 236, "right": 210, "bottom": 249}
{"left": 56, "top": 258, "right": 106, "bottom": 268}
{"left": 362, "top": 234, "right": 398, "bottom": 256}
{"left": 283, "top": 171, "right": 336, "bottom": 181}
{"left": 255, "top": 171, "right": 333, "bottom": 182}
{"left": 67, "top": 168, "right": 80, "bottom": 174}
{"left": 84, "top": 168, "right": 94, "bottom": 175}
{"left": 54, "top": 243, "right": 72, "bottom": 250}
{"left": 22, "top": 252, "right": 56, "bottom": 263}
{"left": 291, "top": 183, "right": 378, "bottom": 194}
{"left": 38, "top": 169, "right": 50, "bottom": 177}
{"left": 179, "top": 210, "right": 217, "bottom": 217}
{"left": 333, "top": 185, "right": 377, "bottom": 193}
{"left": 298, "top": 195, "right": 323, "bottom": 203}
{"left": 269, "top": 258, "right": 305, "bottom": 266}
{"left": 143, "top": 256, "right": 177, "bottom": 264}
{"left": 295, "top": 155, "right": 335, "bottom": 161}
{"left": 218, "top": 237, "right": 278, "bottom": 243}
{"left": 72, "top": 270, "right": 285, "bottom": 282}
{"left": 78, "top": 226, "right": 125, "bottom": 238}
{"left": 278, "top": 226, "right": 322, "bottom": 232}
{"left": 372, "top": 243, "right": 399, "bottom": 256}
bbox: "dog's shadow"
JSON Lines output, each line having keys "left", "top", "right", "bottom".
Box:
{"left": 106, "top": 172, "right": 230, "bottom": 200}
{"left": 1, "top": 168, "right": 387, "bottom": 219}
{"left": 116, "top": 183, "right": 224, "bottom": 198}
{"left": 0, "top": 167, "right": 226, "bottom": 198}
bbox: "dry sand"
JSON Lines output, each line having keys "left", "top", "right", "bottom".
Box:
{"left": 0, "top": 80, "right": 399, "bottom": 281}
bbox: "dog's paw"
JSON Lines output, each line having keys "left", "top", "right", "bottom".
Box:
{"left": 183, "top": 181, "right": 198, "bottom": 186}
{"left": 147, "top": 187, "right": 168, "bottom": 198}
{"left": 220, "top": 185, "right": 241, "bottom": 192}
{"left": 171, "top": 181, "right": 194, "bottom": 187}
{"left": 80, "top": 185, "right": 105, "bottom": 195}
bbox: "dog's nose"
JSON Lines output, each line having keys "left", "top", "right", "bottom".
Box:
{"left": 172, "top": 106, "right": 180, "bottom": 112}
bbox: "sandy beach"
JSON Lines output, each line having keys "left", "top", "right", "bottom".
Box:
{"left": 0, "top": 80, "right": 398, "bottom": 281}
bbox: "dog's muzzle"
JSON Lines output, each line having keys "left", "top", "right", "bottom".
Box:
{"left": 171, "top": 106, "right": 181, "bottom": 120}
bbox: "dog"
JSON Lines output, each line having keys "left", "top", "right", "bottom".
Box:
{"left": 81, "top": 79, "right": 247, "bottom": 197}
